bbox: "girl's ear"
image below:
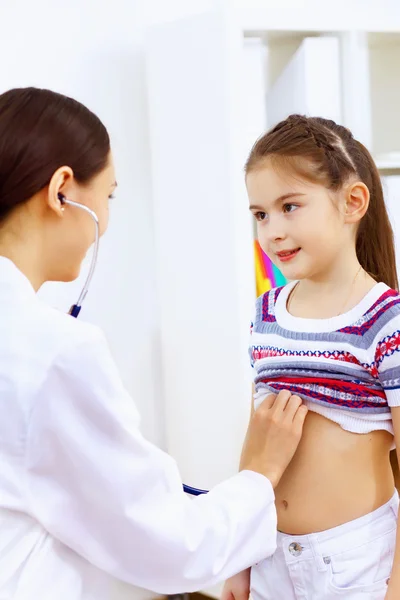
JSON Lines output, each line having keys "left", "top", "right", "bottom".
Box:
{"left": 343, "top": 181, "right": 370, "bottom": 224}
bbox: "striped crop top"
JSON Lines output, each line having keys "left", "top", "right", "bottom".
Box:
{"left": 249, "top": 280, "right": 400, "bottom": 441}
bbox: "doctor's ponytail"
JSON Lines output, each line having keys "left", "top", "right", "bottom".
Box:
{"left": 0, "top": 87, "right": 110, "bottom": 221}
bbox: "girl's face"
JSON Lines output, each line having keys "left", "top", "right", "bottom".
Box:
{"left": 246, "top": 163, "right": 352, "bottom": 282}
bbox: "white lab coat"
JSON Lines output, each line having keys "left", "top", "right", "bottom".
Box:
{"left": 0, "top": 256, "right": 277, "bottom": 600}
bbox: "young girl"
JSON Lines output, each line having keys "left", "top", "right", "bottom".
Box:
{"left": 222, "top": 114, "right": 400, "bottom": 599}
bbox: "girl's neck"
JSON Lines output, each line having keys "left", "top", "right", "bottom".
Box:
{"left": 287, "top": 258, "right": 377, "bottom": 320}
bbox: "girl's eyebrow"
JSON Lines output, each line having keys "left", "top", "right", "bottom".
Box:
{"left": 249, "top": 192, "right": 305, "bottom": 212}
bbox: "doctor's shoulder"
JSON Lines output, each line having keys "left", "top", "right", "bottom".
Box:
{"left": 1, "top": 296, "right": 123, "bottom": 434}
{"left": 27, "top": 297, "right": 142, "bottom": 429}
{"left": 25, "top": 297, "right": 137, "bottom": 414}
{"left": 31, "top": 298, "right": 109, "bottom": 367}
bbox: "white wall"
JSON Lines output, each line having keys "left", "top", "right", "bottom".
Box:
{"left": 146, "top": 6, "right": 254, "bottom": 491}
{"left": 1, "top": 1, "right": 167, "bottom": 598}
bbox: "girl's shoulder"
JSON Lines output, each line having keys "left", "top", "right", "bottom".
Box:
{"left": 256, "top": 284, "right": 286, "bottom": 308}
{"left": 370, "top": 285, "right": 400, "bottom": 338}
{"left": 252, "top": 284, "right": 288, "bottom": 329}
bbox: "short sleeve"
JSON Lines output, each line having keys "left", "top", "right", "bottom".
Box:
{"left": 376, "top": 318, "right": 400, "bottom": 408}
{"left": 248, "top": 293, "right": 268, "bottom": 369}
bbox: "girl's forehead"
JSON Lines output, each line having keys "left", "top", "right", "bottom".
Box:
{"left": 246, "top": 165, "right": 324, "bottom": 198}
{"left": 246, "top": 153, "right": 334, "bottom": 189}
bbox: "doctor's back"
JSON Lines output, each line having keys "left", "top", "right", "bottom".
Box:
{"left": 0, "top": 262, "right": 120, "bottom": 598}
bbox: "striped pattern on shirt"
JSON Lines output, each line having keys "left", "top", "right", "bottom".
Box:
{"left": 249, "top": 283, "right": 400, "bottom": 414}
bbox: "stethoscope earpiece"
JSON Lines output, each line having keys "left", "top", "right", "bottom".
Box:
{"left": 57, "top": 194, "right": 100, "bottom": 318}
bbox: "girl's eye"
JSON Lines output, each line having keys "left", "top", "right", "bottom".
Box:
{"left": 283, "top": 203, "right": 298, "bottom": 213}
{"left": 109, "top": 194, "right": 116, "bottom": 200}
{"left": 254, "top": 211, "right": 267, "bottom": 222}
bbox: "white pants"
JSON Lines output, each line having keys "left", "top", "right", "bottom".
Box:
{"left": 251, "top": 491, "right": 399, "bottom": 600}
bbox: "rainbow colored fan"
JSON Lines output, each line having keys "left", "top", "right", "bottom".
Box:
{"left": 254, "top": 240, "right": 286, "bottom": 297}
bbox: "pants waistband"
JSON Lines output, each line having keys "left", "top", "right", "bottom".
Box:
{"left": 277, "top": 491, "right": 399, "bottom": 566}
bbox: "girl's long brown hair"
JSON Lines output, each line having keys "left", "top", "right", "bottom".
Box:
{"left": 245, "top": 114, "right": 398, "bottom": 290}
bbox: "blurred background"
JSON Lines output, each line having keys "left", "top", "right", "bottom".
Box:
{"left": 3, "top": 0, "right": 399, "bottom": 597}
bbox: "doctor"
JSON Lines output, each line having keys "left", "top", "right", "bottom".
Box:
{"left": 0, "top": 87, "right": 308, "bottom": 600}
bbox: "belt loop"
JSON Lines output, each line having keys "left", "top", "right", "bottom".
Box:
{"left": 390, "top": 491, "right": 399, "bottom": 518}
{"left": 311, "top": 536, "right": 328, "bottom": 573}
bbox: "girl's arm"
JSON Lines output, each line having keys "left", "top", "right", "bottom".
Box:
{"left": 385, "top": 406, "right": 400, "bottom": 599}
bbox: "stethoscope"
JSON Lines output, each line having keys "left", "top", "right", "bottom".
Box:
{"left": 58, "top": 192, "right": 208, "bottom": 497}
{"left": 58, "top": 193, "right": 99, "bottom": 319}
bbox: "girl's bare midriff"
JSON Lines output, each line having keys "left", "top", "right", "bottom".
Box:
{"left": 275, "top": 410, "right": 395, "bottom": 535}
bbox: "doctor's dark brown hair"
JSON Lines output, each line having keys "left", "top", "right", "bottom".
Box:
{"left": 0, "top": 87, "right": 110, "bottom": 221}
{"left": 245, "top": 114, "right": 398, "bottom": 291}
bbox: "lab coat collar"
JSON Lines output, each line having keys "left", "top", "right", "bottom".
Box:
{"left": 0, "top": 256, "right": 36, "bottom": 297}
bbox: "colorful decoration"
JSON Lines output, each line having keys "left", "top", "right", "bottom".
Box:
{"left": 254, "top": 240, "right": 286, "bottom": 296}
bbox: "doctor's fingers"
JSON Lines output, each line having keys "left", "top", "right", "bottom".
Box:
{"left": 255, "top": 390, "right": 290, "bottom": 420}
{"left": 281, "top": 394, "right": 306, "bottom": 423}
{"left": 256, "top": 392, "right": 277, "bottom": 411}
{"left": 265, "top": 389, "right": 292, "bottom": 417}
{"left": 263, "top": 391, "right": 307, "bottom": 429}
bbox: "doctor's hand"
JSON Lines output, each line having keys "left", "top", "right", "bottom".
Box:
{"left": 221, "top": 568, "right": 250, "bottom": 600}
{"left": 240, "top": 390, "right": 307, "bottom": 488}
